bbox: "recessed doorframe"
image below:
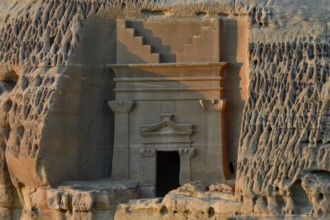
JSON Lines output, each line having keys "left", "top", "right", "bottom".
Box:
{"left": 156, "top": 151, "right": 180, "bottom": 197}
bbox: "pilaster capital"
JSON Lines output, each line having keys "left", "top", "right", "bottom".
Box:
{"left": 140, "top": 148, "right": 156, "bottom": 157}
{"left": 178, "top": 148, "right": 196, "bottom": 159}
{"left": 199, "top": 99, "right": 227, "bottom": 112}
{"left": 108, "top": 100, "right": 134, "bottom": 113}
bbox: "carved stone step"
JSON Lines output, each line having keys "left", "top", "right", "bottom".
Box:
{"left": 117, "top": 19, "right": 160, "bottom": 63}
{"left": 134, "top": 36, "right": 144, "bottom": 45}
{"left": 125, "top": 28, "right": 135, "bottom": 36}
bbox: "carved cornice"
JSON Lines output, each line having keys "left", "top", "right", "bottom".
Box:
{"left": 109, "top": 62, "right": 230, "bottom": 101}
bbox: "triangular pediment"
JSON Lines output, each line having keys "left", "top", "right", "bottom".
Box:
{"left": 140, "top": 114, "right": 193, "bottom": 138}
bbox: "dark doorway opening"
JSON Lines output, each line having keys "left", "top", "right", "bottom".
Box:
{"left": 156, "top": 151, "right": 180, "bottom": 197}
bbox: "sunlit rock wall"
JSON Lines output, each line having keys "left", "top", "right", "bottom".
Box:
{"left": 236, "top": 0, "right": 330, "bottom": 215}
{"left": 0, "top": 0, "right": 116, "bottom": 187}
{"left": 0, "top": 0, "right": 329, "bottom": 219}
{"left": 0, "top": 1, "right": 118, "bottom": 218}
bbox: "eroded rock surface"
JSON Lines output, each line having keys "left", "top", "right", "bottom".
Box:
{"left": 115, "top": 181, "right": 243, "bottom": 220}
{"left": 0, "top": 0, "right": 329, "bottom": 219}
{"left": 236, "top": 35, "right": 330, "bottom": 215}
{"left": 18, "top": 179, "right": 138, "bottom": 220}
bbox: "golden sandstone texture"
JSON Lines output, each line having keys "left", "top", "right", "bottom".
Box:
{"left": 0, "top": 0, "right": 329, "bottom": 219}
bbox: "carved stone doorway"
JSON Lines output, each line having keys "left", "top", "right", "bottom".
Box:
{"left": 156, "top": 151, "right": 180, "bottom": 197}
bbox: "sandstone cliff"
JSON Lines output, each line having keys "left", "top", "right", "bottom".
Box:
{"left": 0, "top": 0, "right": 329, "bottom": 219}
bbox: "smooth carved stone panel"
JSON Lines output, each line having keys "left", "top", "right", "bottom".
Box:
{"left": 199, "top": 99, "right": 229, "bottom": 182}
{"left": 109, "top": 63, "right": 229, "bottom": 101}
{"left": 139, "top": 114, "right": 195, "bottom": 188}
{"left": 116, "top": 18, "right": 220, "bottom": 64}
{"left": 109, "top": 62, "right": 230, "bottom": 198}
{"left": 110, "top": 17, "right": 230, "bottom": 198}
{"left": 178, "top": 148, "right": 196, "bottom": 185}
{"left": 108, "top": 100, "right": 135, "bottom": 179}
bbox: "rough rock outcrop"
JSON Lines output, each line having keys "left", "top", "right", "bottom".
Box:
{"left": 236, "top": 1, "right": 330, "bottom": 216}
{"left": 115, "top": 181, "right": 242, "bottom": 219}
{"left": 236, "top": 35, "right": 330, "bottom": 215}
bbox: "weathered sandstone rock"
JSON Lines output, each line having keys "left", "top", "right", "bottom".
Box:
{"left": 0, "top": 0, "right": 329, "bottom": 219}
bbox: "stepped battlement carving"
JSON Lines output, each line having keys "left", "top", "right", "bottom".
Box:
{"left": 109, "top": 18, "right": 230, "bottom": 197}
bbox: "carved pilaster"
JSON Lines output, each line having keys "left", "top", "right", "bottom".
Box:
{"left": 199, "top": 99, "right": 229, "bottom": 183}
{"left": 140, "top": 148, "right": 156, "bottom": 185}
{"left": 108, "top": 100, "right": 134, "bottom": 179}
{"left": 178, "top": 148, "right": 196, "bottom": 185}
